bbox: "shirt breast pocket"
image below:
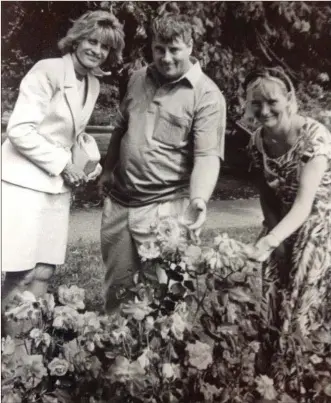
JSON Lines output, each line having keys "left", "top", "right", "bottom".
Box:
{"left": 152, "top": 110, "right": 190, "bottom": 147}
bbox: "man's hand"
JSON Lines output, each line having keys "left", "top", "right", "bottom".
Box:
{"left": 86, "top": 163, "right": 102, "bottom": 182}
{"left": 182, "top": 198, "right": 207, "bottom": 243}
{"left": 61, "top": 162, "right": 87, "bottom": 188}
{"left": 97, "top": 170, "right": 114, "bottom": 198}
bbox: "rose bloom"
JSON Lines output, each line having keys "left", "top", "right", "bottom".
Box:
{"left": 175, "top": 301, "right": 189, "bottom": 318}
{"left": 201, "top": 247, "right": 222, "bottom": 270}
{"left": 48, "top": 358, "right": 70, "bottom": 376}
{"left": 63, "top": 343, "right": 97, "bottom": 375}
{"left": 1, "top": 336, "right": 15, "bottom": 356}
{"left": 318, "top": 72, "right": 329, "bottom": 83}
{"left": 162, "top": 363, "right": 174, "bottom": 379}
{"left": 108, "top": 356, "right": 145, "bottom": 384}
{"left": 186, "top": 341, "right": 213, "bottom": 370}
{"left": 170, "top": 312, "right": 187, "bottom": 340}
{"left": 137, "top": 348, "right": 150, "bottom": 369}
{"left": 138, "top": 241, "right": 161, "bottom": 261}
{"left": 2, "top": 336, "right": 16, "bottom": 379}
{"left": 5, "top": 291, "right": 39, "bottom": 321}
{"left": 110, "top": 317, "right": 132, "bottom": 345}
{"left": 58, "top": 285, "right": 85, "bottom": 310}
{"left": 29, "top": 328, "right": 51, "bottom": 348}
{"left": 38, "top": 293, "right": 55, "bottom": 314}
{"left": 162, "top": 363, "right": 181, "bottom": 381}
{"left": 1, "top": 391, "right": 21, "bottom": 403}
{"left": 156, "top": 217, "right": 186, "bottom": 253}
{"left": 157, "top": 316, "right": 172, "bottom": 340}
{"left": 156, "top": 217, "right": 182, "bottom": 243}
{"left": 183, "top": 244, "right": 202, "bottom": 268}
{"left": 144, "top": 316, "right": 155, "bottom": 333}
{"left": 213, "top": 233, "right": 247, "bottom": 269}
{"left": 81, "top": 311, "right": 101, "bottom": 333}
{"left": 255, "top": 375, "right": 277, "bottom": 400}
{"left": 121, "top": 297, "right": 153, "bottom": 321}
{"left": 84, "top": 355, "right": 102, "bottom": 378}
{"left": 72, "top": 350, "right": 91, "bottom": 373}
{"left": 16, "top": 354, "right": 47, "bottom": 389}
{"left": 53, "top": 306, "right": 83, "bottom": 331}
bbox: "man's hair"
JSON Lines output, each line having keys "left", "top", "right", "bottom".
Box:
{"left": 151, "top": 14, "right": 192, "bottom": 44}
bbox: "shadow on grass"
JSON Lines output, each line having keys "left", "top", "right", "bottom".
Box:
{"left": 50, "top": 226, "right": 261, "bottom": 312}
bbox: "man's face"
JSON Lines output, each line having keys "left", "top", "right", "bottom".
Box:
{"left": 152, "top": 36, "right": 192, "bottom": 80}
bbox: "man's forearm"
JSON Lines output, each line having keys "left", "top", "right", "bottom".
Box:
{"left": 190, "top": 155, "right": 220, "bottom": 202}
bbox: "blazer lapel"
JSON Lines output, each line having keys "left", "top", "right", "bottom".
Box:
{"left": 63, "top": 54, "right": 81, "bottom": 136}
{"left": 77, "top": 73, "right": 100, "bottom": 133}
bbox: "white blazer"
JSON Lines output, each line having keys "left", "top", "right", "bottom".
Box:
{"left": 2, "top": 53, "right": 100, "bottom": 194}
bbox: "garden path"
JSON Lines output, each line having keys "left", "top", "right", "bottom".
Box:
{"left": 68, "top": 198, "right": 263, "bottom": 244}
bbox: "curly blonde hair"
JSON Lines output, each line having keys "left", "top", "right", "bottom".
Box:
{"left": 58, "top": 10, "right": 125, "bottom": 67}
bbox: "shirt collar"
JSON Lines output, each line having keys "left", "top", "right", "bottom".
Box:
{"left": 147, "top": 57, "right": 202, "bottom": 88}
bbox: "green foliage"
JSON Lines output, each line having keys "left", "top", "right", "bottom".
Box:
{"left": 1, "top": 1, "right": 330, "bottom": 145}
{"left": 297, "top": 82, "right": 331, "bottom": 129}
{"left": 88, "top": 83, "right": 119, "bottom": 126}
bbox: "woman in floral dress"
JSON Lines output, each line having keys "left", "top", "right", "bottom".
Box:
{"left": 244, "top": 67, "right": 331, "bottom": 393}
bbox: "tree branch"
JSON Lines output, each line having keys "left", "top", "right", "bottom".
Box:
{"left": 255, "top": 30, "right": 300, "bottom": 82}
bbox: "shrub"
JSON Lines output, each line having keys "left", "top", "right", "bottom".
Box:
{"left": 2, "top": 218, "right": 330, "bottom": 402}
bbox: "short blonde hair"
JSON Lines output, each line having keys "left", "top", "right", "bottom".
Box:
{"left": 58, "top": 10, "right": 125, "bottom": 66}
{"left": 244, "top": 67, "right": 298, "bottom": 118}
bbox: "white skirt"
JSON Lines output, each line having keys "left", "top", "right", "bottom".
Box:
{"left": 2, "top": 181, "right": 71, "bottom": 271}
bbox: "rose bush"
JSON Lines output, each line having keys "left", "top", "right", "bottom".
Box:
{"left": 2, "top": 217, "right": 330, "bottom": 402}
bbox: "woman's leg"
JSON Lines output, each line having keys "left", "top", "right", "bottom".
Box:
{"left": 1, "top": 270, "right": 34, "bottom": 338}
{"left": 2, "top": 263, "right": 55, "bottom": 308}
{"left": 26, "top": 263, "right": 55, "bottom": 298}
{"left": 1, "top": 270, "right": 32, "bottom": 312}
{"left": 1, "top": 264, "right": 55, "bottom": 337}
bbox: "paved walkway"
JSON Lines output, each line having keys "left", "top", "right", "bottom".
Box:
{"left": 68, "top": 198, "right": 263, "bottom": 244}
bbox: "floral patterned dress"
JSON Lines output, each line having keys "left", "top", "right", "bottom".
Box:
{"left": 248, "top": 117, "right": 331, "bottom": 391}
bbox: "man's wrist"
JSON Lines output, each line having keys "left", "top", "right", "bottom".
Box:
{"left": 190, "top": 197, "right": 207, "bottom": 205}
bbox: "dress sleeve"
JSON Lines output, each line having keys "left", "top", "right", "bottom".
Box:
{"left": 301, "top": 121, "right": 331, "bottom": 163}
{"left": 247, "top": 128, "right": 264, "bottom": 171}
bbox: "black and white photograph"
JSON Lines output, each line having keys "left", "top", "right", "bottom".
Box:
{"left": 1, "top": 1, "right": 331, "bottom": 402}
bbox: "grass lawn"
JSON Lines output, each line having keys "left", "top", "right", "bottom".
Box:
{"left": 49, "top": 226, "right": 261, "bottom": 312}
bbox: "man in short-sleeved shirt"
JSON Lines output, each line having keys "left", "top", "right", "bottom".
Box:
{"left": 99, "top": 14, "right": 226, "bottom": 312}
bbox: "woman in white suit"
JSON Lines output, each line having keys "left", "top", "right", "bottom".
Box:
{"left": 1, "top": 10, "right": 125, "bottom": 315}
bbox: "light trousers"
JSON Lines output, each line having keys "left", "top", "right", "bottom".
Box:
{"left": 100, "top": 197, "right": 189, "bottom": 312}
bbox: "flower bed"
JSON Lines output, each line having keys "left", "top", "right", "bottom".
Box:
{"left": 2, "top": 218, "right": 331, "bottom": 403}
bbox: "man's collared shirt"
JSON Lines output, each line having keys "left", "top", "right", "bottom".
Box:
{"left": 110, "top": 59, "right": 226, "bottom": 206}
